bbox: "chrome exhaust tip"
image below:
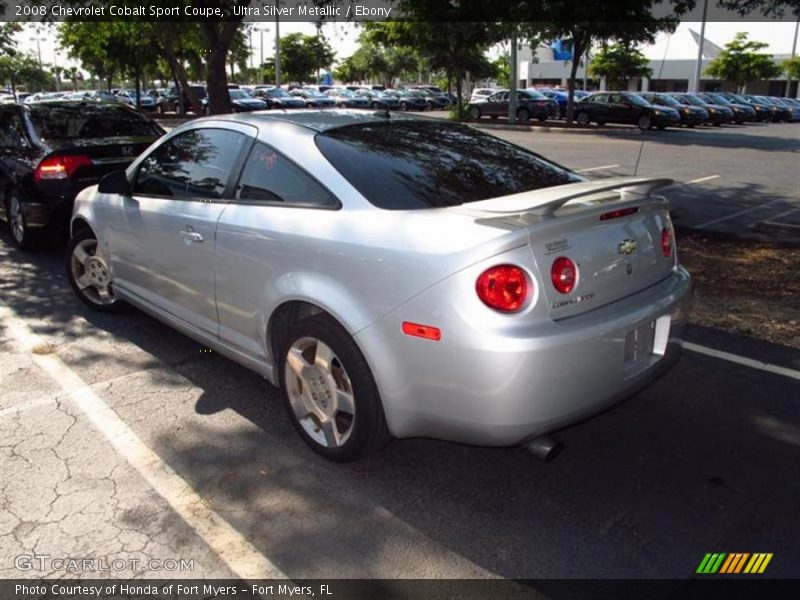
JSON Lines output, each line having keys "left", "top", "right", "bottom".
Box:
{"left": 524, "top": 435, "right": 563, "bottom": 462}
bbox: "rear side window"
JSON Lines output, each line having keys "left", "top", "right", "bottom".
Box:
{"left": 29, "top": 105, "right": 162, "bottom": 140}
{"left": 236, "top": 142, "right": 336, "bottom": 208}
{"left": 315, "top": 121, "right": 580, "bottom": 210}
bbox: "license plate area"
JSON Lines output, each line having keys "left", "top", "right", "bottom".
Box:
{"left": 623, "top": 315, "right": 671, "bottom": 379}
{"left": 625, "top": 320, "right": 656, "bottom": 364}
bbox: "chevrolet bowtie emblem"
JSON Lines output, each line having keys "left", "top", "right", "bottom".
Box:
{"left": 618, "top": 239, "right": 638, "bottom": 255}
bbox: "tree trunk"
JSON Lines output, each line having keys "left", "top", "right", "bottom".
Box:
{"left": 200, "top": 21, "right": 242, "bottom": 115}
{"left": 565, "top": 35, "right": 588, "bottom": 127}
{"left": 455, "top": 71, "right": 463, "bottom": 121}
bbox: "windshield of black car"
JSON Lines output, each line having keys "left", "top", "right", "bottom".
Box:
{"left": 29, "top": 105, "right": 162, "bottom": 139}
{"left": 626, "top": 94, "right": 651, "bottom": 107}
{"left": 268, "top": 89, "right": 292, "bottom": 98}
{"left": 316, "top": 121, "right": 581, "bottom": 210}
{"left": 229, "top": 90, "right": 252, "bottom": 99}
{"left": 684, "top": 95, "right": 708, "bottom": 106}
{"left": 656, "top": 94, "right": 681, "bottom": 106}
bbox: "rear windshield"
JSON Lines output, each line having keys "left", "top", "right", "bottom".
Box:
{"left": 315, "top": 121, "right": 581, "bottom": 210}
{"left": 29, "top": 104, "right": 162, "bottom": 140}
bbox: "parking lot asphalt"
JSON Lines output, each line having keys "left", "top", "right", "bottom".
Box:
{"left": 476, "top": 120, "right": 800, "bottom": 244}
{"left": 1, "top": 227, "right": 799, "bottom": 581}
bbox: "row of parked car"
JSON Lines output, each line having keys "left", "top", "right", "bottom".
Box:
{"left": 143, "top": 84, "right": 456, "bottom": 115}
{"left": 2, "top": 83, "right": 458, "bottom": 116}
{"left": 467, "top": 87, "right": 800, "bottom": 129}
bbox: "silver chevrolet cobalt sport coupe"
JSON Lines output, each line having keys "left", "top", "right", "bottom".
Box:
{"left": 66, "top": 110, "right": 692, "bottom": 461}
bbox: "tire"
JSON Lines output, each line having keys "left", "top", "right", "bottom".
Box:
{"left": 516, "top": 108, "right": 530, "bottom": 123}
{"left": 576, "top": 112, "right": 591, "bottom": 127}
{"left": 657, "top": 124, "right": 667, "bottom": 130}
{"left": 400, "top": 102, "right": 408, "bottom": 111}
{"left": 490, "top": 115, "right": 498, "bottom": 120}
{"left": 469, "top": 106, "right": 481, "bottom": 120}
{"left": 537, "top": 115, "right": 548, "bottom": 123}
{"left": 735, "top": 120, "right": 744, "bottom": 125}
{"left": 596, "top": 121, "right": 606, "bottom": 127}
{"left": 280, "top": 314, "right": 391, "bottom": 462}
{"left": 65, "top": 229, "right": 124, "bottom": 313}
{"left": 5, "top": 191, "right": 39, "bottom": 250}
{"left": 158, "top": 104, "right": 165, "bottom": 115}
{"left": 637, "top": 115, "right": 652, "bottom": 131}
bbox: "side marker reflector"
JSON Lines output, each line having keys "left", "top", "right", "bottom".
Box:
{"left": 402, "top": 322, "right": 441, "bottom": 341}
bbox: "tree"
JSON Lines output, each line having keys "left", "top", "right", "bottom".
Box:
{"left": 784, "top": 56, "right": 800, "bottom": 81}
{"left": 528, "top": 3, "right": 686, "bottom": 125}
{"left": 365, "top": 15, "right": 498, "bottom": 119}
{"left": 280, "top": 33, "right": 335, "bottom": 85}
{"left": 705, "top": 32, "right": 782, "bottom": 93}
{"left": 347, "top": 32, "right": 419, "bottom": 88}
{"left": 717, "top": 0, "right": 800, "bottom": 18}
{"left": 333, "top": 55, "right": 367, "bottom": 85}
{"left": 589, "top": 42, "right": 653, "bottom": 89}
{"left": 0, "top": 53, "right": 48, "bottom": 98}
{"left": 0, "top": 22, "right": 22, "bottom": 57}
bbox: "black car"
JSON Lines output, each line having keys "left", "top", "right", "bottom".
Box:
{"left": 669, "top": 93, "right": 733, "bottom": 126}
{"left": 291, "top": 88, "right": 337, "bottom": 108}
{"left": 355, "top": 89, "right": 401, "bottom": 110}
{"left": 698, "top": 92, "right": 756, "bottom": 124}
{"left": 257, "top": 88, "right": 306, "bottom": 109}
{"left": 0, "top": 101, "right": 163, "bottom": 249}
{"left": 747, "top": 95, "right": 793, "bottom": 122}
{"left": 576, "top": 91, "right": 681, "bottom": 130}
{"left": 469, "top": 89, "right": 557, "bottom": 123}
{"left": 158, "top": 85, "right": 207, "bottom": 114}
{"left": 201, "top": 89, "right": 267, "bottom": 113}
{"left": 638, "top": 92, "right": 708, "bottom": 127}
{"left": 384, "top": 90, "right": 428, "bottom": 111}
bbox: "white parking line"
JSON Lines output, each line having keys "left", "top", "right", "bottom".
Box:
{"left": 0, "top": 299, "right": 288, "bottom": 580}
{"left": 662, "top": 175, "right": 720, "bottom": 190}
{"left": 682, "top": 341, "right": 800, "bottom": 382}
{"left": 694, "top": 199, "right": 785, "bottom": 229}
{"left": 576, "top": 164, "right": 621, "bottom": 173}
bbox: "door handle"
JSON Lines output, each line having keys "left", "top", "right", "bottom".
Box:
{"left": 179, "top": 227, "right": 204, "bottom": 244}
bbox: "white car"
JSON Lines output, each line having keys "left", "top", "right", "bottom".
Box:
{"left": 470, "top": 88, "right": 497, "bottom": 103}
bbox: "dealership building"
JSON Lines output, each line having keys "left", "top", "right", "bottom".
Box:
{"left": 517, "top": 25, "right": 798, "bottom": 97}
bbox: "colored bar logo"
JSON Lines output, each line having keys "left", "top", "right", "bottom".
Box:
{"left": 696, "top": 552, "right": 773, "bottom": 574}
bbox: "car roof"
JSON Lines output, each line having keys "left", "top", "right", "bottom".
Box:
{"left": 213, "top": 109, "right": 433, "bottom": 133}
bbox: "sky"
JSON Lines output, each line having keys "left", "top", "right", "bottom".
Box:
{"left": 10, "top": 20, "right": 799, "bottom": 76}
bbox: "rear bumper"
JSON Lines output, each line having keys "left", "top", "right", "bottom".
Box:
{"left": 21, "top": 198, "right": 71, "bottom": 229}
{"left": 357, "top": 266, "right": 692, "bottom": 447}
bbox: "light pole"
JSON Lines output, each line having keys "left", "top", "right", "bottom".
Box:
{"left": 274, "top": 1, "right": 282, "bottom": 87}
{"left": 691, "top": 0, "right": 709, "bottom": 93}
{"left": 789, "top": 17, "right": 799, "bottom": 99}
{"left": 53, "top": 48, "right": 60, "bottom": 92}
{"left": 256, "top": 26, "right": 270, "bottom": 85}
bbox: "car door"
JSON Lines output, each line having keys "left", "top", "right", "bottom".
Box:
{"left": 586, "top": 93, "right": 608, "bottom": 121}
{"left": 214, "top": 141, "right": 340, "bottom": 362}
{"left": 102, "top": 124, "right": 254, "bottom": 335}
{"left": 607, "top": 93, "right": 632, "bottom": 123}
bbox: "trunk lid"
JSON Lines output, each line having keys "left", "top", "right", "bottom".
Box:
{"left": 453, "top": 177, "right": 677, "bottom": 319}
{"left": 43, "top": 136, "right": 156, "bottom": 186}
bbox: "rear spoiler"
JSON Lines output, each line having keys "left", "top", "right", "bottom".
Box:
{"left": 462, "top": 177, "right": 674, "bottom": 217}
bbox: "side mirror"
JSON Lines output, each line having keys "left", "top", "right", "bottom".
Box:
{"left": 98, "top": 170, "right": 131, "bottom": 196}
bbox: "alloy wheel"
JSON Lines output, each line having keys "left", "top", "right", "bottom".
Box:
{"left": 285, "top": 337, "right": 356, "bottom": 449}
{"left": 69, "top": 238, "right": 116, "bottom": 306}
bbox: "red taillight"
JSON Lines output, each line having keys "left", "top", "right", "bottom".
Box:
{"left": 401, "top": 322, "right": 441, "bottom": 341}
{"left": 34, "top": 154, "right": 93, "bottom": 182}
{"left": 599, "top": 206, "right": 639, "bottom": 221}
{"left": 551, "top": 257, "right": 577, "bottom": 294}
{"left": 476, "top": 265, "right": 529, "bottom": 312}
{"left": 661, "top": 226, "right": 673, "bottom": 258}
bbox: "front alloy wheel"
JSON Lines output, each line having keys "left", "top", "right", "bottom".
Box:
{"left": 282, "top": 315, "right": 391, "bottom": 461}
{"left": 469, "top": 106, "right": 481, "bottom": 120}
{"left": 66, "top": 230, "right": 122, "bottom": 312}
{"left": 638, "top": 115, "right": 652, "bottom": 131}
{"left": 576, "top": 112, "right": 591, "bottom": 127}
